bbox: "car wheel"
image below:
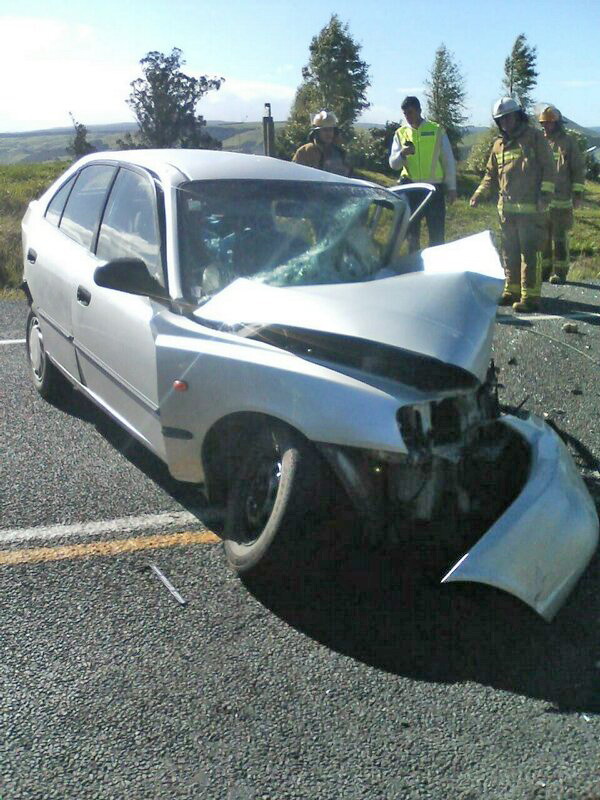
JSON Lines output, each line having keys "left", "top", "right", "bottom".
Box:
{"left": 26, "top": 310, "right": 68, "bottom": 402}
{"left": 223, "top": 423, "right": 326, "bottom": 573}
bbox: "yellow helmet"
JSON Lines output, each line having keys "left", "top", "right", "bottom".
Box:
{"left": 538, "top": 105, "right": 561, "bottom": 123}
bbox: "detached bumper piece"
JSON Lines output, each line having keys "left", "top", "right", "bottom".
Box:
{"left": 442, "top": 414, "right": 599, "bottom": 621}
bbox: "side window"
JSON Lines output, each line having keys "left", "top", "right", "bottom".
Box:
{"left": 60, "top": 165, "right": 116, "bottom": 250}
{"left": 96, "top": 168, "right": 163, "bottom": 285}
{"left": 45, "top": 175, "right": 76, "bottom": 227}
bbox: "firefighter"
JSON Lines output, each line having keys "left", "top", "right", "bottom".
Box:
{"left": 292, "top": 110, "right": 351, "bottom": 176}
{"left": 470, "top": 97, "right": 556, "bottom": 312}
{"left": 389, "top": 96, "right": 457, "bottom": 252}
{"left": 538, "top": 105, "right": 585, "bottom": 284}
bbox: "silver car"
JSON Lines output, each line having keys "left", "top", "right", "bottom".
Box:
{"left": 21, "top": 150, "right": 598, "bottom": 620}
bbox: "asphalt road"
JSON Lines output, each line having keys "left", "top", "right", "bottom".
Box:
{"left": 1, "top": 285, "right": 599, "bottom": 800}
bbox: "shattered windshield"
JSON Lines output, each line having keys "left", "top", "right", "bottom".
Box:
{"left": 177, "top": 180, "right": 408, "bottom": 302}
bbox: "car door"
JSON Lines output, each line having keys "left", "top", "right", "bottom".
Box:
{"left": 27, "top": 165, "right": 117, "bottom": 381}
{"left": 70, "top": 165, "right": 167, "bottom": 458}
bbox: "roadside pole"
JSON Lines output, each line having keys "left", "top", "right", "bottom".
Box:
{"left": 263, "top": 102, "right": 276, "bottom": 157}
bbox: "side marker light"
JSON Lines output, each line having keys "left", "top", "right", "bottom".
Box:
{"left": 173, "top": 380, "right": 188, "bottom": 392}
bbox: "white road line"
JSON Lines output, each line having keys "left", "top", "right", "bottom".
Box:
{"left": 0, "top": 338, "right": 25, "bottom": 345}
{"left": 498, "top": 311, "right": 600, "bottom": 324}
{"left": 0, "top": 509, "right": 222, "bottom": 547}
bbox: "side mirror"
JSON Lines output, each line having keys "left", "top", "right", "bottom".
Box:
{"left": 94, "top": 258, "right": 169, "bottom": 300}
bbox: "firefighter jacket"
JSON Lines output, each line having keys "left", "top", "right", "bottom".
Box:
{"left": 472, "top": 121, "right": 556, "bottom": 218}
{"left": 292, "top": 139, "right": 350, "bottom": 176}
{"left": 389, "top": 120, "right": 456, "bottom": 190}
{"left": 544, "top": 127, "right": 585, "bottom": 209}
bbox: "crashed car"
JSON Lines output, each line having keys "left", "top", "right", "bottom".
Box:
{"left": 21, "top": 150, "right": 598, "bottom": 620}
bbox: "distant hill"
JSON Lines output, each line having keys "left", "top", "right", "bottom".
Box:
{"left": 2, "top": 119, "right": 600, "bottom": 165}
{"left": 0, "top": 121, "right": 284, "bottom": 164}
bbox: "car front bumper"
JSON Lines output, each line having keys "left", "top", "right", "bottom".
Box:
{"left": 442, "top": 414, "right": 599, "bottom": 621}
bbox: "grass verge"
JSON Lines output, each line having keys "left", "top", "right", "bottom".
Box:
{"left": 0, "top": 162, "right": 66, "bottom": 290}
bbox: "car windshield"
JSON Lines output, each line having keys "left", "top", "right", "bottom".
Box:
{"left": 177, "top": 179, "right": 408, "bottom": 302}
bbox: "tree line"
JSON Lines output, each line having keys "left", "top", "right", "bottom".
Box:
{"left": 68, "top": 19, "right": 598, "bottom": 180}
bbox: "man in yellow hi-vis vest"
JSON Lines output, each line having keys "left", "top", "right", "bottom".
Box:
{"left": 470, "top": 97, "right": 556, "bottom": 313}
{"left": 389, "top": 96, "right": 457, "bottom": 252}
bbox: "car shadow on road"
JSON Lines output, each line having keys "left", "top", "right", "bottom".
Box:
{"left": 243, "top": 520, "right": 600, "bottom": 715}
{"left": 50, "top": 387, "right": 212, "bottom": 512}
{"left": 51, "top": 388, "right": 600, "bottom": 716}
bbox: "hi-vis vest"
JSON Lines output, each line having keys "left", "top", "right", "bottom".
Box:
{"left": 396, "top": 121, "right": 444, "bottom": 182}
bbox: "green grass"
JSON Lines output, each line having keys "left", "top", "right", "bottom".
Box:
{"left": 2, "top": 162, "right": 599, "bottom": 292}
{"left": 0, "top": 162, "right": 67, "bottom": 290}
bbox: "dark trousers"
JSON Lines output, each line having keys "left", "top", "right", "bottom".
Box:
{"left": 406, "top": 183, "right": 446, "bottom": 252}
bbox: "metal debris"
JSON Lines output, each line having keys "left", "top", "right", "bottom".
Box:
{"left": 147, "top": 562, "right": 188, "bottom": 606}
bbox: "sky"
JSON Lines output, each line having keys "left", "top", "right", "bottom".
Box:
{"left": 1, "top": 0, "right": 600, "bottom": 133}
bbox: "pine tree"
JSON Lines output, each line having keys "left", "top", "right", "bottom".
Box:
{"left": 503, "top": 34, "right": 538, "bottom": 111}
{"left": 66, "top": 113, "right": 96, "bottom": 159}
{"left": 424, "top": 44, "right": 467, "bottom": 158}
{"left": 277, "top": 15, "right": 370, "bottom": 159}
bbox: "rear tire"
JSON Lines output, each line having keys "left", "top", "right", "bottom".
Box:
{"left": 26, "top": 310, "right": 69, "bottom": 402}
{"left": 223, "top": 423, "right": 326, "bottom": 574}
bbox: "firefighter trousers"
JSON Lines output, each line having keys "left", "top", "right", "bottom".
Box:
{"left": 542, "top": 207, "right": 573, "bottom": 281}
{"left": 500, "top": 213, "right": 545, "bottom": 300}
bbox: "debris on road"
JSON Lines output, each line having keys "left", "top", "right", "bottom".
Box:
{"left": 562, "top": 322, "right": 579, "bottom": 334}
{"left": 146, "top": 562, "right": 188, "bottom": 606}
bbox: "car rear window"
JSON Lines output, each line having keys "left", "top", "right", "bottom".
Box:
{"left": 60, "top": 165, "right": 116, "bottom": 250}
{"left": 45, "top": 175, "right": 76, "bottom": 227}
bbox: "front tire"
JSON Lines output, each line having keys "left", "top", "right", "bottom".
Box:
{"left": 223, "top": 423, "right": 326, "bottom": 574}
{"left": 26, "top": 310, "right": 68, "bottom": 402}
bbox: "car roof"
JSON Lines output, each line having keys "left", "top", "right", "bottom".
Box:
{"left": 74, "top": 149, "right": 366, "bottom": 187}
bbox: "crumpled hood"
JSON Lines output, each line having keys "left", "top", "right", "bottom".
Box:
{"left": 195, "top": 231, "right": 504, "bottom": 383}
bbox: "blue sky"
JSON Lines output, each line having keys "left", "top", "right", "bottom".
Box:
{"left": 1, "top": 0, "right": 599, "bottom": 132}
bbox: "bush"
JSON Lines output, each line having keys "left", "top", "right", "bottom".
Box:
{"left": 464, "top": 127, "right": 497, "bottom": 176}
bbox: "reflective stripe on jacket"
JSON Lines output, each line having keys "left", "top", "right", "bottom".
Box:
{"left": 473, "top": 122, "right": 556, "bottom": 218}
{"left": 545, "top": 129, "right": 585, "bottom": 209}
{"left": 396, "top": 121, "right": 444, "bottom": 182}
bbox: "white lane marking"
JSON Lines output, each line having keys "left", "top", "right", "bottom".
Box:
{"left": 0, "top": 338, "right": 25, "bottom": 345}
{"left": 498, "top": 311, "right": 600, "bottom": 324}
{"left": 0, "top": 509, "right": 222, "bottom": 547}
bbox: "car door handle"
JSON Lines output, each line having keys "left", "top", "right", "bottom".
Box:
{"left": 27, "top": 248, "right": 37, "bottom": 263}
{"left": 76, "top": 285, "right": 92, "bottom": 306}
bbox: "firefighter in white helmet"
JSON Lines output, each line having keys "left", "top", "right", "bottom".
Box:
{"left": 538, "top": 104, "right": 585, "bottom": 284}
{"left": 471, "top": 97, "right": 556, "bottom": 312}
{"left": 292, "top": 110, "right": 351, "bottom": 176}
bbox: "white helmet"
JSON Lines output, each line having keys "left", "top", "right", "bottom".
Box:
{"left": 492, "top": 96, "right": 521, "bottom": 119}
{"left": 311, "top": 110, "right": 338, "bottom": 129}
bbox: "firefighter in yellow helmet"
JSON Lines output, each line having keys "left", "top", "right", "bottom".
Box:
{"left": 292, "top": 110, "right": 351, "bottom": 176}
{"left": 470, "top": 97, "right": 556, "bottom": 312}
{"left": 538, "top": 104, "right": 585, "bottom": 284}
